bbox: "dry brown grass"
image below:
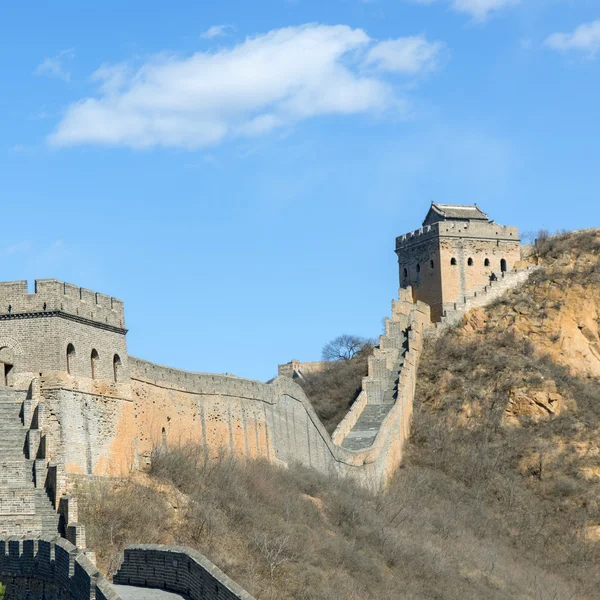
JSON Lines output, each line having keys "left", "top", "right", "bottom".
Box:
{"left": 78, "top": 442, "right": 580, "bottom": 599}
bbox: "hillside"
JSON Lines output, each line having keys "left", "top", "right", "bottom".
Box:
{"left": 78, "top": 230, "right": 600, "bottom": 599}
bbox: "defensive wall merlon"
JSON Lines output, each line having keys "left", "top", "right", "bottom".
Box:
{"left": 395, "top": 220, "right": 520, "bottom": 250}
{"left": 0, "top": 280, "right": 125, "bottom": 330}
{"left": 0, "top": 537, "right": 255, "bottom": 600}
{"left": 0, "top": 537, "right": 117, "bottom": 600}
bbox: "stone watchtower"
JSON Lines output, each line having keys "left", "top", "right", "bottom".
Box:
{"left": 395, "top": 203, "right": 520, "bottom": 321}
{"left": 0, "top": 279, "right": 128, "bottom": 390}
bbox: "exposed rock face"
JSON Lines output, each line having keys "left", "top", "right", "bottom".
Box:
{"left": 503, "top": 381, "right": 565, "bottom": 425}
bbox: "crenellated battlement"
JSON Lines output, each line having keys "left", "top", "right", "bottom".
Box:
{"left": 0, "top": 279, "right": 125, "bottom": 330}
{"left": 395, "top": 223, "right": 440, "bottom": 247}
{"left": 396, "top": 220, "right": 519, "bottom": 250}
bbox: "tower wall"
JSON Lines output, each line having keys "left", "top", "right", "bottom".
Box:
{"left": 397, "top": 235, "right": 443, "bottom": 319}
{"left": 396, "top": 217, "right": 521, "bottom": 321}
{"left": 0, "top": 280, "right": 128, "bottom": 389}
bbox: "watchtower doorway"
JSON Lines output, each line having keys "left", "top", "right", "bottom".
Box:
{"left": 0, "top": 347, "right": 15, "bottom": 387}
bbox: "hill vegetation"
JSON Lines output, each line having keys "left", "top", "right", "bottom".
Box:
{"left": 78, "top": 230, "right": 600, "bottom": 599}
{"left": 294, "top": 339, "right": 373, "bottom": 433}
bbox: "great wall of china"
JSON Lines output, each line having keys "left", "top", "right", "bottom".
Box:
{"left": 0, "top": 203, "right": 533, "bottom": 598}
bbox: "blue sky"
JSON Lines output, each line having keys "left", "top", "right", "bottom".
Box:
{"left": 1, "top": 0, "right": 599, "bottom": 380}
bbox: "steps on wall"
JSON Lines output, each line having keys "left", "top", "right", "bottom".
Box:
{"left": 339, "top": 307, "right": 411, "bottom": 452}
{"left": 0, "top": 388, "right": 59, "bottom": 538}
{"left": 434, "top": 266, "right": 539, "bottom": 331}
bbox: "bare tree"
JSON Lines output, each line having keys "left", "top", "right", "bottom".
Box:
{"left": 253, "top": 532, "right": 296, "bottom": 579}
{"left": 321, "top": 334, "right": 372, "bottom": 361}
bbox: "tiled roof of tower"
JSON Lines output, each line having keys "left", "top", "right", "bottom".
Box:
{"left": 423, "top": 203, "right": 489, "bottom": 225}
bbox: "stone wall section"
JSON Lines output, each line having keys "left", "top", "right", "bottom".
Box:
{"left": 114, "top": 545, "right": 255, "bottom": 600}
{"left": 126, "top": 287, "right": 429, "bottom": 489}
{"left": 277, "top": 359, "right": 326, "bottom": 379}
{"left": 0, "top": 538, "right": 254, "bottom": 600}
{"left": 0, "top": 537, "right": 117, "bottom": 600}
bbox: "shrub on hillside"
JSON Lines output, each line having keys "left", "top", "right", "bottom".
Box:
{"left": 410, "top": 322, "right": 600, "bottom": 595}
{"left": 79, "top": 444, "right": 578, "bottom": 600}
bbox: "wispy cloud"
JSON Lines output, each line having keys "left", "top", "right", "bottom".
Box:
{"left": 48, "top": 24, "right": 445, "bottom": 150}
{"left": 34, "top": 49, "right": 76, "bottom": 82}
{"left": 201, "top": 24, "right": 234, "bottom": 39}
{"left": 545, "top": 20, "right": 600, "bottom": 57}
{"left": 364, "top": 35, "right": 444, "bottom": 74}
{"left": 413, "top": 0, "right": 519, "bottom": 22}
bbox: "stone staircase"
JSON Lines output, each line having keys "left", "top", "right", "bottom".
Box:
{"left": 433, "top": 266, "right": 539, "bottom": 331}
{"left": 0, "top": 388, "right": 59, "bottom": 537}
{"left": 334, "top": 292, "right": 415, "bottom": 452}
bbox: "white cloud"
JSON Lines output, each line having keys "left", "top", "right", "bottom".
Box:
{"left": 48, "top": 24, "right": 444, "bottom": 150}
{"left": 545, "top": 20, "right": 600, "bottom": 56}
{"left": 413, "top": 0, "right": 519, "bottom": 21}
{"left": 364, "top": 36, "right": 444, "bottom": 74}
{"left": 201, "top": 24, "right": 234, "bottom": 39}
{"left": 34, "top": 49, "right": 76, "bottom": 82}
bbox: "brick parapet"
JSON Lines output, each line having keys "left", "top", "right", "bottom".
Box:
{"left": 0, "top": 536, "right": 114, "bottom": 600}
{"left": 331, "top": 391, "right": 368, "bottom": 444}
{"left": 114, "top": 545, "right": 255, "bottom": 600}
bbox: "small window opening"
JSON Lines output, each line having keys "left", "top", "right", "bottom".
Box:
{"left": 3, "top": 363, "right": 13, "bottom": 387}
{"left": 66, "top": 344, "right": 75, "bottom": 375}
{"left": 501, "top": 258, "right": 507, "bottom": 272}
{"left": 91, "top": 349, "right": 99, "bottom": 379}
{"left": 430, "top": 260, "right": 434, "bottom": 269}
{"left": 403, "top": 268, "right": 408, "bottom": 278}
{"left": 113, "top": 354, "right": 122, "bottom": 383}
{"left": 484, "top": 258, "right": 490, "bottom": 267}
{"left": 416, "top": 264, "right": 421, "bottom": 273}
{"left": 162, "top": 427, "right": 167, "bottom": 444}
{"left": 467, "top": 257, "right": 474, "bottom": 266}
{"left": 450, "top": 258, "right": 457, "bottom": 266}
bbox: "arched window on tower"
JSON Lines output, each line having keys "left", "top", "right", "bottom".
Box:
{"left": 484, "top": 258, "right": 490, "bottom": 267}
{"left": 90, "top": 349, "right": 99, "bottom": 380}
{"left": 113, "top": 354, "right": 122, "bottom": 383}
{"left": 451, "top": 258, "right": 457, "bottom": 265}
{"left": 501, "top": 258, "right": 507, "bottom": 273}
{"left": 467, "top": 257, "right": 474, "bottom": 266}
{"left": 66, "top": 344, "right": 75, "bottom": 375}
{"left": 403, "top": 268, "right": 408, "bottom": 278}
{"left": 416, "top": 264, "right": 421, "bottom": 273}
{"left": 430, "top": 260, "right": 434, "bottom": 269}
